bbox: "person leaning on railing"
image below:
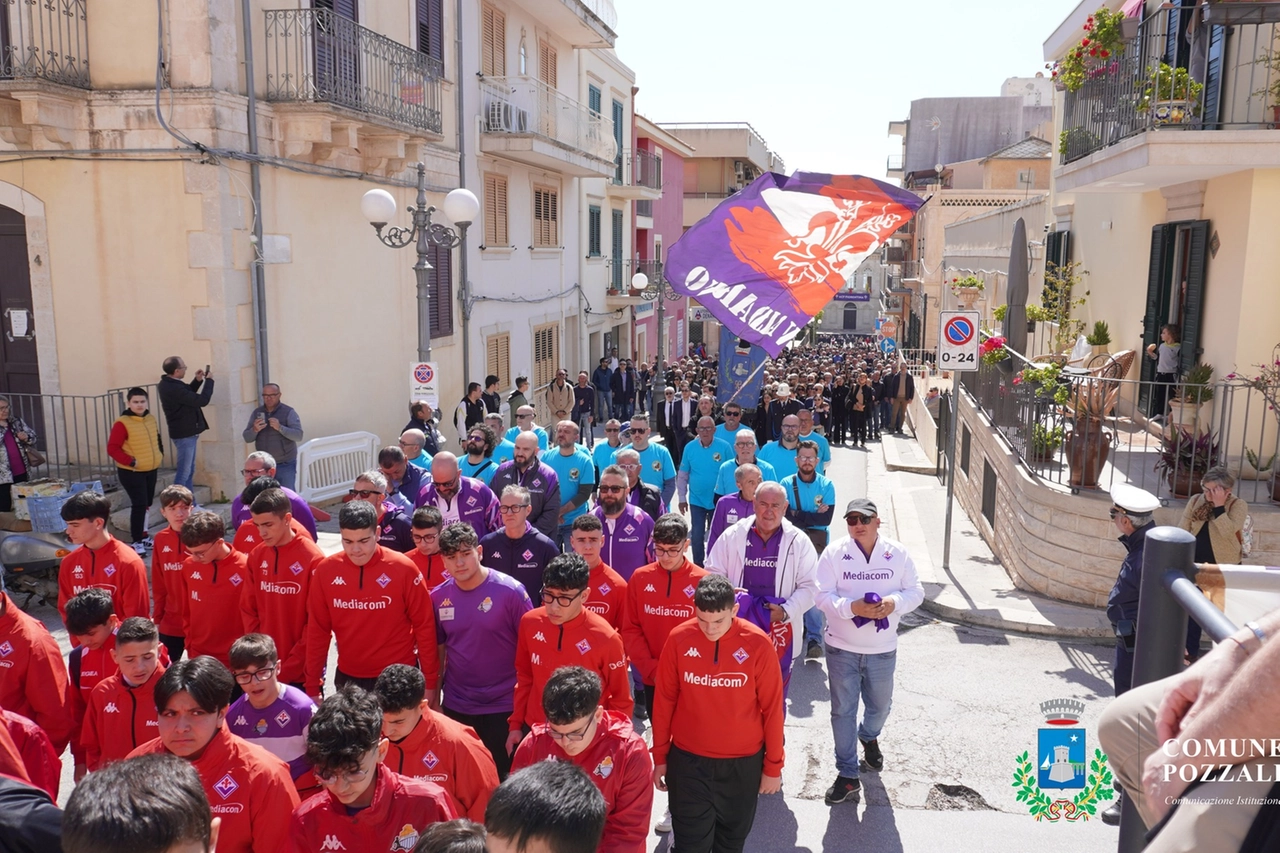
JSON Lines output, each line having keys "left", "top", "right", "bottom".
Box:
{"left": 1177, "top": 466, "right": 1248, "bottom": 663}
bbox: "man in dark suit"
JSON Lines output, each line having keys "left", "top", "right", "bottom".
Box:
{"left": 883, "top": 363, "right": 916, "bottom": 435}
{"left": 611, "top": 360, "right": 639, "bottom": 421}
{"left": 655, "top": 385, "right": 679, "bottom": 463}
{"left": 668, "top": 384, "right": 698, "bottom": 467}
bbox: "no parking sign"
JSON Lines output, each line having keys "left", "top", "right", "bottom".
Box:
{"left": 937, "top": 312, "right": 980, "bottom": 371}
{"left": 410, "top": 361, "right": 439, "bottom": 409}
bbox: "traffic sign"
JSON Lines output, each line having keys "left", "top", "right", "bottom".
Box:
{"left": 409, "top": 361, "right": 439, "bottom": 409}
{"left": 878, "top": 318, "right": 898, "bottom": 339}
{"left": 879, "top": 337, "right": 897, "bottom": 356}
{"left": 937, "top": 311, "right": 981, "bottom": 371}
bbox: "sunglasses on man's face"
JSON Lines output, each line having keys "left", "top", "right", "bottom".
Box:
{"left": 846, "top": 514, "right": 875, "bottom": 526}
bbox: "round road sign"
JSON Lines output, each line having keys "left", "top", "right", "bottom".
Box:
{"left": 879, "top": 338, "right": 897, "bottom": 356}
{"left": 944, "top": 316, "right": 976, "bottom": 347}
{"left": 414, "top": 363, "right": 435, "bottom": 383}
{"left": 879, "top": 318, "right": 898, "bottom": 339}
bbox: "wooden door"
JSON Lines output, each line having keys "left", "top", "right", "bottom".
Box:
{"left": 314, "top": 0, "right": 360, "bottom": 107}
{"left": 0, "top": 206, "right": 44, "bottom": 440}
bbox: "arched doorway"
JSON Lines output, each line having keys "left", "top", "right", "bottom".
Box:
{"left": 842, "top": 304, "right": 858, "bottom": 330}
{"left": 0, "top": 206, "right": 40, "bottom": 396}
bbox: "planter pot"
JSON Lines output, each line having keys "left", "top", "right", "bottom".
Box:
{"left": 1027, "top": 444, "right": 1061, "bottom": 464}
{"left": 1169, "top": 467, "right": 1204, "bottom": 499}
{"left": 1167, "top": 400, "right": 1212, "bottom": 436}
{"left": 1122, "top": 17, "right": 1141, "bottom": 40}
{"left": 955, "top": 288, "right": 981, "bottom": 309}
{"left": 1091, "top": 344, "right": 1109, "bottom": 357}
{"left": 1152, "top": 99, "right": 1193, "bottom": 126}
{"left": 1066, "top": 417, "right": 1112, "bottom": 489}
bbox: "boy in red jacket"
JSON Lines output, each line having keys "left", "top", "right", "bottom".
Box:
{"left": 373, "top": 663, "right": 499, "bottom": 822}
{"left": 64, "top": 587, "right": 120, "bottom": 779}
{"left": 128, "top": 656, "right": 301, "bottom": 853}
{"left": 0, "top": 588, "right": 72, "bottom": 753}
{"left": 651, "top": 574, "right": 784, "bottom": 853}
{"left": 409, "top": 506, "right": 452, "bottom": 588}
{"left": 241, "top": 488, "right": 325, "bottom": 688}
{"left": 511, "top": 666, "right": 653, "bottom": 853}
{"left": 151, "top": 484, "right": 193, "bottom": 661}
{"left": 507, "top": 553, "right": 631, "bottom": 755}
{"left": 485, "top": 760, "right": 607, "bottom": 853}
{"left": 180, "top": 511, "right": 251, "bottom": 668}
{"left": 569, "top": 514, "right": 628, "bottom": 629}
{"left": 288, "top": 686, "right": 457, "bottom": 852}
{"left": 58, "top": 490, "right": 150, "bottom": 625}
{"left": 81, "top": 616, "right": 167, "bottom": 771}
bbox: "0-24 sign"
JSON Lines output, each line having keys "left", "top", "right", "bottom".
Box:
{"left": 937, "top": 311, "right": 981, "bottom": 372}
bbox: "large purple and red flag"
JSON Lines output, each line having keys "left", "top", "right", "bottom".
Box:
{"left": 665, "top": 172, "right": 925, "bottom": 357}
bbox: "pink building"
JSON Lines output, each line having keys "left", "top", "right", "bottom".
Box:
{"left": 633, "top": 115, "right": 694, "bottom": 365}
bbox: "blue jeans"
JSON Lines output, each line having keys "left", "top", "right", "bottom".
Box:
{"left": 803, "top": 606, "right": 825, "bottom": 646}
{"left": 274, "top": 459, "right": 297, "bottom": 491}
{"left": 827, "top": 646, "right": 897, "bottom": 778}
{"left": 689, "top": 503, "right": 712, "bottom": 565}
{"left": 598, "top": 390, "right": 612, "bottom": 424}
{"left": 173, "top": 436, "right": 199, "bottom": 489}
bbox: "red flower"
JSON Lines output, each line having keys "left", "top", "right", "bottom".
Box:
{"left": 1101, "top": 49, "right": 1110, "bottom": 58}
{"left": 1090, "top": 48, "right": 1098, "bottom": 56}
{"left": 1082, "top": 38, "right": 1091, "bottom": 46}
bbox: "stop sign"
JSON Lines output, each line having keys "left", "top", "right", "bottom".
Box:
{"left": 879, "top": 318, "right": 898, "bottom": 339}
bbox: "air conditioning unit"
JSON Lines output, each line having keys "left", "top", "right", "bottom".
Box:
{"left": 486, "top": 99, "right": 514, "bottom": 132}
{"left": 513, "top": 108, "right": 530, "bottom": 133}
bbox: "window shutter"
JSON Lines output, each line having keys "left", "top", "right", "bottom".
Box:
{"left": 484, "top": 173, "right": 508, "bottom": 246}
{"left": 538, "top": 40, "right": 557, "bottom": 87}
{"left": 611, "top": 208, "right": 624, "bottom": 290}
{"left": 487, "top": 333, "right": 510, "bottom": 390}
{"left": 429, "top": 241, "right": 453, "bottom": 338}
{"left": 533, "top": 188, "right": 558, "bottom": 247}
{"left": 1200, "top": 24, "right": 1226, "bottom": 129}
{"left": 417, "top": 0, "right": 444, "bottom": 62}
{"left": 612, "top": 99, "right": 624, "bottom": 182}
{"left": 481, "top": 4, "right": 505, "bottom": 76}
{"left": 1178, "top": 220, "right": 1210, "bottom": 376}
{"left": 316, "top": 0, "right": 357, "bottom": 19}
{"left": 588, "top": 85, "right": 601, "bottom": 115}
{"left": 588, "top": 205, "right": 601, "bottom": 256}
{"left": 1139, "top": 224, "right": 1173, "bottom": 412}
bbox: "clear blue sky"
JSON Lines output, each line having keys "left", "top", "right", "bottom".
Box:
{"left": 614, "top": 0, "right": 1083, "bottom": 177}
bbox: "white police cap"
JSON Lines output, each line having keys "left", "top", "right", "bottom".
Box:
{"left": 1110, "top": 483, "right": 1159, "bottom": 514}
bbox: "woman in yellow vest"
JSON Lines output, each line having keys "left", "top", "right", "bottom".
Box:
{"left": 106, "top": 387, "right": 164, "bottom": 555}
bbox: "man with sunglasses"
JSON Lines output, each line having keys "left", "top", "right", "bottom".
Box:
{"left": 459, "top": 424, "right": 499, "bottom": 486}
{"left": 416, "top": 452, "right": 500, "bottom": 542}
{"left": 506, "top": 554, "right": 631, "bottom": 757}
{"left": 815, "top": 498, "right": 924, "bottom": 806}
{"left": 592, "top": 466, "right": 655, "bottom": 582}
{"left": 349, "top": 471, "right": 414, "bottom": 553}
{"left": 594, "top": 418, "right": 625, "bottom": 485}
{"left": 511, "top": 667, "right": 653, "bottom": 853}
{"left": 480, "top": 485, "right": 560, "bottom": 601}
{"left": 714, "top": 403, "right": 752, "bottom": 448}
{"left": 614, "top": 415, "right": 675, "bottom": 507}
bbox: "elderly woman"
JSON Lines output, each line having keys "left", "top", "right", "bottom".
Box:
{"left": 0, "top": 396, "right": 38, "bottom": 512}
{"left": 1178, "top": 466, "right": 1249, "bottom": 660}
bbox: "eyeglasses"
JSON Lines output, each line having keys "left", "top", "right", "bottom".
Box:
{"left": 655, "top": 545, "right": 685, "bottom": 557}
{"left": 262, "top": 392, "right": 281, "bottom": 399}
{"left": 541, "top": 589, "right": 586, "bottom": 607}
{"left": 1109, "top": 508, "right": 1126, "bottom": 519}
{"left": 546, "top": 717, "right": 595, "bottom": 743}
{"left": 499, "top": 504, "right": 530, "bottom": 514}
{"left": 398, "top": 440, "right": 422, "bottom": 448}
{"left": 598, "top": 485, "right": 626, "bottom": 493}
{"left": 188, "top": 543, "right": 222, "bottom": 560}
{"left": 316, "top": 765, "right": 373, "bottom": 788}
{"left": 349, "top": 489, "right": 384, "bottom": 499}
{"left": 619, "top": 463, "right": 640, "bottom": 470}
{"left": 242, "top": 468, "right": 268, "bottom": 477}
{"left": 232, "top": 666, "right": 276, "bottom": 685}
{"left": 411, "top": 532, "right": 439, "bottom": 544}
{"left": 518, "top": 414, "right": 533, "bottom": 420}
{"left": 605, "top": 428, "right": 620, "bottom": 433}
{"left": 725, "top": 412, "right": 741, "bottom": 418}
{"left": 468, "top": 434, "right": 486, "bottom": 442}
{"left": 846, "top": 515, "right": 874, "bottom": 526}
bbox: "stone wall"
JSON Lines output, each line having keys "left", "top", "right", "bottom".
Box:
{"left": 952, "top": 390, "right": 1280, "bottom": 607}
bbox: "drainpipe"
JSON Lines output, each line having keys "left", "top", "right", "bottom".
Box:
{"left": 241, "top": 0, "right": 268, "bottom": 389}
{"left": 456, "top": 0, "right": 471, "bottom": 384}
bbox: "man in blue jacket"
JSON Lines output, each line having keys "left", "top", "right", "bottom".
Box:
{"left": 1105, "top": 483, "right": 1160, "bottom": 697}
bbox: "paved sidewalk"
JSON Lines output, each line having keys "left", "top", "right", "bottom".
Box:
{"left": 873, "top": 433, "right": 1112, "bottom": 640}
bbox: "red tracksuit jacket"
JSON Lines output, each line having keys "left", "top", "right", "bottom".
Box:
{"left": 409, "top": 550, "right": 451, "bottom": 589}
{"left": 58, "top": 537, "right": 150, "bottom": 625}
{"left": 287, "top": 763, "right": 457, "bottom": 853}
{"left": 619, "top": 560, "right": 707, "bottom": 685}
{"left": 130, "top": 725, "right": 300, "bottom": 853}
{"left": 68, "top": 633, "right": 118, "bottom": 764}
{"left": 0, "top": 592, "right": 73, "bottom": 752}
{"left": 305, "top": 547, "right": 439, "bottom": 695}
{"left": 151, "top": 526, "right": 188, "bottom": 637}
{"left": 382, "top": 709, "right": 498, "bottom": 822}
{"left": 512, "top": 711, "right": 654, "bottom": 853}
{"left": 80, "top": 664, "right": 165, "bottom": 771}
{"left": 241, "top": 533, "right": 325, "bottom": 686}
{"left": 181, "top": 550, "right": 251, "bottom": 666}
{"left": 233, "top": 517, "right": 313, "bottom": 554}
{"left": 1, "top": 709, "right": 61, "bottom": 800}
{"left": 511, "top": 608, "right": 631, "bottom": 731}
{"left": 585, "top": 562, "right": 628, "bottom": 629}
{"left": 651, "top": 618, "right": 785, "bottom": 776}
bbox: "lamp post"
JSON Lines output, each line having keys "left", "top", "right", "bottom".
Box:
{"left": 637, "top": 264, "right": 677, "bottom": 366}
{"left": 361, "top": 163, "right": 479, "bottom": 362}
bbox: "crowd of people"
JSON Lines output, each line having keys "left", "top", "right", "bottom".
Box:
{"left": 0, "top": 340, "right": 934, "bottom": 853}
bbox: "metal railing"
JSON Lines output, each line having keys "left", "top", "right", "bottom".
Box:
{"left": 886, "top": 153, "right": 904, "bottom": 172}
{"left": 960, "top": 350, "right": 1280, "bottom": 502}
{"left": 0, "top": 0, "right": 89, "bottom": 88}
{"left": 613, "top": 148, "right": 661, "bottom": 189}
{"left": 479, "top": 75, "right": 615, "bottom": 164}
{"left": 1061, "top": 6, "right": 1280, "bottom": 164}
{"left": 683, "top": 191, "right": 734, "bottom": 200}
{"left": 899, "top": 260, "right": 924, "bottom": 280}
{"left": 578, "top": 0, "right": 617, "bottom": 32}
{"left": 606, "top": 258, "right": 662, "bottom": 295}
{"left": 263, "top": 8, "right": 444, "bottom": 134}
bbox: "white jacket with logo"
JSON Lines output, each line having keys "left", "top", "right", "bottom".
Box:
{"left": 704, "top": 516, "right": 818, "bottom": 658}
{"left": 815, "top": 533, "right": 924, "bottom": 655}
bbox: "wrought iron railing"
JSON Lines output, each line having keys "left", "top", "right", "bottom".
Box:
{"left": 1060, "top": 6, "right": 1280, "bottom": 164}
{"left": 479, "top": 75, "right": 615, "bottom": 164}
{"left": 606, "top": 259, "right": 662, "bottom": 295}
{"left": 263, "top": 8, "right": 444, "bottom": 135}
{"left": 960, "top": 349, "right": 1280, "bottom": 504}
{"left": 0, "top": 0, "right": 89, "bottom": 88}
{"left": 612, "top": 148, "right": 661, "bottom": 189}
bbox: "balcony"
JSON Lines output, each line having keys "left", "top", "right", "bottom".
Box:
{"left": 0, "top": 0, "right": 90, "bottom": 150}
{"left": 479, "top": 76, "right": 616, "bottom": 177}
{"left": 518, "top": 0, "right": 616, "bottom": 48}
{"left": 263, "top": 9, "right": 443, "bottom": 173}
{"left": 886, "top": 153, "right": 904, "bottom": 176}
{"left": 606, "top": 258, "right": 662, "bottom": 303}
{"left": 900, "top": 260, "right": 924, "bottom": 282}
{"left": 607, "top": 148, "right": 662, "bottom": 200}
{"left": 1056, "top": 5, "right": 1280, "bottom": 192}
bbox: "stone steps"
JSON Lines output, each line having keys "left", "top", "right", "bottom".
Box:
{"left": 105, "top": 469, "right": 227, "bottom": 540}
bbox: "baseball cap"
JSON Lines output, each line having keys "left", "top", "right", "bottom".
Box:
{"left": 844, "top": 498, "right": 879, "bottom": 519}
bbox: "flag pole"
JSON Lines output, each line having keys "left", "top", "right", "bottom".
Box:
{"left": 725, "top": 357, "right": 769, "bottom": 408}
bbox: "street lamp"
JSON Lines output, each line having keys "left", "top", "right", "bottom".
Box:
{"left": 638, "top": 265, "right": 678, "bottom": 366}
{"left": 362, "top": 163, "right": 479, "bottom": 362}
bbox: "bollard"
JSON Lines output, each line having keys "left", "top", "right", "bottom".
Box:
{"left": 1117, "top": 525, "right": 1196, "bottom": 853}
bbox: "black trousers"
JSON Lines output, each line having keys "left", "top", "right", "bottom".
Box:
{"left": 0, "top": 471, "right": 29, "bottom": 513}
{"left": 117, "top": 467, "right": 159, "bottom": 542}
{"left": 334, "top": 669, "right": 380, "bottom": 693}
{"left": 850, "top": 410, "right": 868, "bottom": 445}
{"left": 667, "top": 744, "right": 764, "bottom": 853}
{"left": 445, "top": 705, "right": 516, "bottom": 780}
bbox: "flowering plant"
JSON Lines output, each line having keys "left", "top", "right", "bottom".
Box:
{"left": 951, "top": 275, "right": 984, "bottom": 293}
{"left": 1229, "top": 344, "right": 1280, "bottom": 425}
{"left": 1048, "top": 8, "right": 1129, "bottom": 92}
{"left": 1015, "top": 361, "right": 1070, "bottom": 404}
{"left": 980, "top": 336, "right": 1009, "bottom": 366}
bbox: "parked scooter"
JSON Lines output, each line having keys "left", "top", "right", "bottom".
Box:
{"left": 0, "top": 529, "right": 72, "bottom": 611}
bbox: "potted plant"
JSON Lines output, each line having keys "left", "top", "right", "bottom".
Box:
{"left": 950, "top": 275, "right": 984, "bottom": 309}
{"left": 1058, "top": 126, "right": 1101, "bottom": 160}
{"left": 1156, "top": 428, "right": 1221, "bottom": 498}
{"left": 1047, "top": 8, "right": 1129, "bottom": 92}
{"left": 1139, "top": 63, "right": 1204, "bottom": 126}
{"left": 1087, "top": 321, "right": 1111, "bottom": 356}
{"left": 979, "top": 335, "right": 1009, "bottom": 366}
{"left": 1015, "top": 361, "right": 1071, "bottom": 405}
{"left": 1240, "top": 448, "right": 1276, "bottom": 482}
{"left": 1064, "top": 375, "right": 1118, "bottom": 489}
{"left": 1041, "top": 261, "right": 1090, "bottom": 355}
{"left": 1027, "top": 423, "right": 1065, "bottom": 463}
{"left": 1168, "top": 362, "right": 1215, "bottom": 435}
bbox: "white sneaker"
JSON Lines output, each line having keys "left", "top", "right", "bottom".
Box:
{"left": 654, "top": 809, "right": 672, "bottom": 833}
{"left": 131, "top": 542, "right": 148, "bottom": 556}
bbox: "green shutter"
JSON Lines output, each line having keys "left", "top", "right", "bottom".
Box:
{"left": 611, "top": 209, "right": 624, "bottom": 290}
{"left": 588, "top": 85, "right": 601, "bottom": 115}
{"left": 588, "top": 205, "right": 601, "bottom": 257}
{"left": 612, "top": 100, "right": 624, "bottom": 182}
{"left": 1178, "top": 220, "right": 1210, "bottom": 376}
{"left": 1140, "top": 224, "right": 1173, "bottom": 412}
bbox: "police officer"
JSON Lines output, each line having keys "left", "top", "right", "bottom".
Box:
{"left": 1105, "top": 483, "right": 1161, "bottom": 698}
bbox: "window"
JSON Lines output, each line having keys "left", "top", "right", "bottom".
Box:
{"left": 428, "top": 241, "right": 453, "bottom": 338}
{"left": 533, "top": 186, "right": 559, "bottom": 248}
{"left": 533, "top": 324, "right": 560, "bottom": 393}
{"left": 611, "top": 99, "right": 624, "bottom": 182}
{"left": 484, "top": 173, "right": 508, "bottom": 246}
{"left": 486, "top": 332, "right": 511, "bottom": 391}
{"left": 416, "top": 0, "right": 443, "bottom": 62}
{"left": 611, "top": 208, "right": 624, "bottom": 290}
{"left": 588, "top": 205, "right": 602, "bottom": 257}
{"left": 538, "top": 40, "right": 557, "bottom": 87}
{"left": 481, "top": 3, "right": 505, "bottom": 76}
{"left": 588, "top": 84, "right": 601, "bottom": 115}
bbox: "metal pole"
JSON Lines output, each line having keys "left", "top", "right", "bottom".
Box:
{"left": 454, "top": 0, "right": 469, "bottom": 382}
{"left": 941, "top": 385, "right": 958, "bottom": 570}
{"left": 241, "top": 0, "right": 268, "bottom": 389}
{"left": 412, "top": 163, "right": 433, "bottom": 361}
{"left": 656, "top": 286, "right": 666, "bottom": 367}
